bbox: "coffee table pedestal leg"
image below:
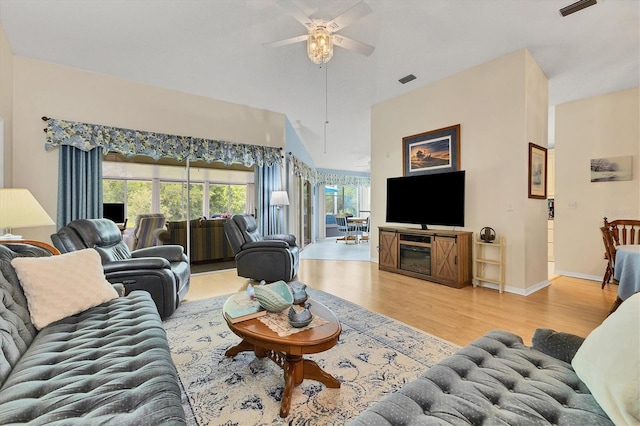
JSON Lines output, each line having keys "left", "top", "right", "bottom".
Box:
{"left": 224, "top": 339, "right": 254, "bottom": 357}
{"left": 279, "top": 354, "right": 340, "bottom": 418}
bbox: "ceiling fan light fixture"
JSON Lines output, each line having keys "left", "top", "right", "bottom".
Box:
{"left": 307, "top": 27, "right": 333, "bottom": 64}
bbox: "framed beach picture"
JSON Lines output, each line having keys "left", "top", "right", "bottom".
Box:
{"left": 528, "top": 143, "right": 547, "bottom": 199}
{"left": 403, "top": 124, "right": 460, "bottom": 176}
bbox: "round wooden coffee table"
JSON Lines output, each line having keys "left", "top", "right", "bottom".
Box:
{"left": 224, "top": 299, "right": 341, "bottom": 418}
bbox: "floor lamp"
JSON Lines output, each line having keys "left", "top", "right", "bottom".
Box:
{"left": 270, "top": 191, "right": 290, "bottom": 234}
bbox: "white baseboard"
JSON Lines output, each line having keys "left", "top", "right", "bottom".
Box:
{"left": 473, "top": 279, "right": 550, "bottom": 296}
{"left": 554, "top": 270, "right": 601, "bottom": 282}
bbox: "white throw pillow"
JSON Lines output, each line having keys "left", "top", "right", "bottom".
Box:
{"left": 572, "top": 292, "right": 640, "bottom": 425}
{"left": 11, "top": 248, "right": 119, "bottom": 330}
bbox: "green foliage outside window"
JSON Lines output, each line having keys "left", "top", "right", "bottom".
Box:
{"left": 159, "top": 183, "right": 204, "bottom": 221}
{"left": 209, "top": 184, "right": 247, "bottom": 216}
{"left": 103, "top": 179, "right": 246, "bottom": 224}
{"left": 125, "top": 181, "right": 152, "bottom": 223}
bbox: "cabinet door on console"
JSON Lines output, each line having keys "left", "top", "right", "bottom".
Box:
{"left": 432, "top": 236, "right": 458, "bottom": 282}
{"left": 379, "top": 231, "right": 399, "bottom": 269}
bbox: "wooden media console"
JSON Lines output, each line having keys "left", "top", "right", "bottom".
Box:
{"left": 378, "top": 227, "right": 472, "bottom": 288}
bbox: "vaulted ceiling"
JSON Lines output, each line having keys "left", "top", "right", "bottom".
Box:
{"left": 1, "top": 0, "right": 638, "bottom": 172}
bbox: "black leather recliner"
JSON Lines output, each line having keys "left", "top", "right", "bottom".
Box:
{"left": 223, "top": 214, "right": 299, "bottom": 282}
{"left": 51, "top": 219, "right": 189, "bottom": 318}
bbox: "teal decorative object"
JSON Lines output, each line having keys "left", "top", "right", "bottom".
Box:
{"left": 253, "top": 280, "right": 293, "bottom": 312}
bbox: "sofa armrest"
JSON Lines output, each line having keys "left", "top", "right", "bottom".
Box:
{"left": 103, "top": 257, "right": 171, "bottom": 273}
{"left": 131, "top": 245, "right": 186, "bottom": 262}
{"left": 531, "top": 328, "right": 585, "bottom": 364}
{"left": 243, "top": 240, "right": 289, "bottom": 249}
{"left": 264, "top": 233, "right": 297, "bottom": 247}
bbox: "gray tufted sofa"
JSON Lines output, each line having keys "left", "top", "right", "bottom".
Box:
{"left": 0, "top": 243, "right": 185, "bottom": 425}
{"left": 350, "top": 329, "right": 613, "bottom": 425}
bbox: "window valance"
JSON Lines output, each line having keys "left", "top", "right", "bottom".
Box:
{"left": 43, "top": 117, "right": 283, "bottom": 167}
{"left": 288, "top": 153, "right": 317, "bottom": 184}
{"left": 317, "top": 171, "right": 370, "bottom": 187}
{"left": 286, "top": 155, "right": 370, "bottom": 187}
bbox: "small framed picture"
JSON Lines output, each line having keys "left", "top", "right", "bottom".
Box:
{"left": 528, "top": 142, "right": 547, "bottom": 199}
{"left": 402, "top": 124, "right": 460, "bottom": 176}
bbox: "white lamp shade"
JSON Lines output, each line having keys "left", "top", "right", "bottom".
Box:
{"left": 270, "top": 191, "right": 290, "bottom": 206}
{"left": 0, "top": 188, "right": 55, "bottom": 231}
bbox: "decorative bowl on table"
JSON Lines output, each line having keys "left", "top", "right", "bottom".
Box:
{"left": 253, "top": 280, "right": 293, "bottom": 312}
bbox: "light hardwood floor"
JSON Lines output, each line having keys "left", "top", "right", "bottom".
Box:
{"left": 186, "top": 259, "right": 618, "bottom": 347}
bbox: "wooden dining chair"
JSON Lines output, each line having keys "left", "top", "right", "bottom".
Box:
{"left": 604, "top": 217, "right": 640, "bottom": 245}
{"left": 601, "top": 217, "right": 640, "bottom": 288}
{"left": 600, "top": 226, "right": 617, "bottom": 288}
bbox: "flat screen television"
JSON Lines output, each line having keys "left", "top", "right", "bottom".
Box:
{"left": 386, "top": 170, "right": 465, "bottom": 229}
{"left": 102, "top": 203, "right": 125, "bottom": 223}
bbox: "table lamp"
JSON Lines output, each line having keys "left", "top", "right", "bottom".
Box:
{"left": 0, "top": 188, "right": 55, "bottom": 240}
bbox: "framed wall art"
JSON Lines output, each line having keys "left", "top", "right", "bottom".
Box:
{"left": 402, "top": 124, "right": 460, "bottom": 176}
{"left": 528, "top": 142, "right": 547, "bottom": 199}
{"left": 590, "top": 156, "right": 633, "bottom": 182}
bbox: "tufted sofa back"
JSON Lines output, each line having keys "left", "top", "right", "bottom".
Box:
{"left": 0, "top": 244, "right": 52, "bottom": 387}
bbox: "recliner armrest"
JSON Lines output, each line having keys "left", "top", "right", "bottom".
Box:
{"left": 531, "top": 328, "right": 585, "bottom": 364}
{"left": 243, "top": 240, "right": 289, "bottom": 250}
{"left": 103, "top": 257, "right": 171, "bottom": 273}
{"left": 132, "top": 245, "right": 186, "bottom": 262}
{"left": 111, "top": 283, "right": 126, "bottom": 296}
{"left": 264, "top": 234, "right": 297, "bottom": 247}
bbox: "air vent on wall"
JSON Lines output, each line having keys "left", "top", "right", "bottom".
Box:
{"left": 399, "top": 74, "right": 417, "bottom": 84}
{"left": 559, "top": 0, "right": 597, "bottom": 17}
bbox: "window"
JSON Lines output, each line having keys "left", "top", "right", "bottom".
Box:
{"left": 103, "top": 179, "right": 152, "bottom": 227}
{"left": 124, "top": 181, "right": 152, "bottom": 223}
{"left": 103, "top": 161, "right": 253, "bottom": 223}
{"left": 159, "top": 182, "right": 204, "bottom": 221}
{"left": 325, "top": 186, "right": 361, "bottom": 216}
{"left": 209, "top": 184, "right": 247, "bottom": 216}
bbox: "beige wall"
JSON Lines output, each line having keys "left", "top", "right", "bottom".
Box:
{"left": 555, "top": 87, "right": 640, "bottom": 280}
{"left": 11, "top": 56, "right": 285, "bottom": 242}
{"left": 0, "top": 25, "right": 13, "bottom": 187}
{"left": 371, "top": 49, "right": 549, "bottom": 294}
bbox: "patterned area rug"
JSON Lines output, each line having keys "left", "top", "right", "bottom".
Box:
{"left": 163, "top": 289, "right": 459, "bottom": 425}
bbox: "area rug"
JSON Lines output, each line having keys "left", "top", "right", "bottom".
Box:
{"left": 163, "top": 289, "right": 459, "bottom": 425}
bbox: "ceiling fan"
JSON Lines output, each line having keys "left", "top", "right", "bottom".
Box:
{"left": 264, "top": 0, "right": 375, "bottom": 64}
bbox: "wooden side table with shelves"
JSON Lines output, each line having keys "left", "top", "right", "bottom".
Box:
{"left": 472, "top": 234, "right": 505, "bottom": 293}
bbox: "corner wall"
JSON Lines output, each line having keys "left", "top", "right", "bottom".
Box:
{"left": 555, "top": 87, "right": 640, "bottom": 280}
{"left": 12, "top": 56, "right": 286, "bottom": 242}
{"left": 371, "top": 49, "right": 549, "bottom": 294}
{"left": 0, "top": 25, "right": 13, "bottom": 187}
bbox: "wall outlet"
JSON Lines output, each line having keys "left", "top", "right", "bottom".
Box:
{"left": 506, "top": 202, "right": 514, "bottom": 212}
{"left": 568, "top": 201, "right": 578, "bottom": 209}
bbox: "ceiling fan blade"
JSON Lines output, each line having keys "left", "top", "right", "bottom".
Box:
{"left": 333, "top": 34, "right": 375, "bottom": 56}
{"left": 276, "top": 0, "right": 314, "bottom": 30}
{"left": 326, "top": 1, "right": 372, "bottom": 32}
{"left": 263, "top": 34, "right": 308, "bottom": 48}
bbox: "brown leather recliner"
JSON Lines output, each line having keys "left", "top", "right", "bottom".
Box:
{"left": 51, "top": 218, "right": 189, "bottom": 318}
{"left": 223, "top": 214, "right": 299, "bottom": 282}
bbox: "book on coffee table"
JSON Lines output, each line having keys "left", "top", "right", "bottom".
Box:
{"left": 223, "top": 292, "right": 266, "bottom": 323}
